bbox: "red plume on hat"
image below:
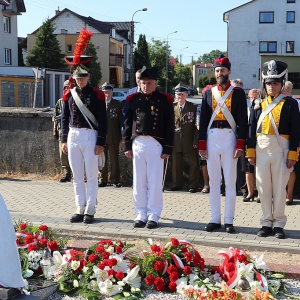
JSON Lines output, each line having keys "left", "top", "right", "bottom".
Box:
{"left": 64, "top": 28, "right": 93, "bottom": 66}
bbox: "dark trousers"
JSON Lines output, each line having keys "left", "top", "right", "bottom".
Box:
{"left": 172, "top": 149, "right": 201, "bottom": 189}
{"left": 101, "top": 143, "right": 120, "bottom": 184}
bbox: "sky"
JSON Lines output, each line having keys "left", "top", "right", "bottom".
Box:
{"left": 18, "top": 0, "right": 250, "bottom": 65}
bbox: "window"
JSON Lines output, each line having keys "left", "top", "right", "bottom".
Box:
{"left": 3, "top": 16, "right": 10, "bottom": 33}
{"left": 259, "top": 12, "right": 274, "bottom": 23}
{"left": 286, "top": 41, "right": 295, "bottom": 53}
{"left": 67, "top": 44, "right": 72, "bottom": 52}
{"left": 288, "top": 72, "right": 300, "bottom": 89}
{"left": 287, "top": 0, "right": 295, "bottom": 3}
{"left": 259, "top": 41, "right": 277, "bottom": 53}
{"left": 287, "top": 11, "right": 295, "bottom": 23}
{"left": 4, "top": 48, "right": 11, "bottom": 64}
{"left": 198, "top": 69, "right": 207, "bottom": 75}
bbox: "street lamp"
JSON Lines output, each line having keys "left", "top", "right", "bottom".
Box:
{"left": 190, "top": 52, "right": 197, "bottom": 86}
{"left": 180, "top": 47, "right": 189, "bottom": 65}
{"left": 165, "top": 30, "right": 177, "bottom": 93}
{"left": 130, "top": 8, "right": 148, "bottom": 88}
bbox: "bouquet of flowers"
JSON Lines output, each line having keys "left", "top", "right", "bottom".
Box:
{"left": 137, "top": 238, "right": 206, "bottom": 293}
{"left": 47, "top": 239, "right": 143, "bottom": 299}
{"left": 15, "top": 220, "right": 68, "bottom": 278}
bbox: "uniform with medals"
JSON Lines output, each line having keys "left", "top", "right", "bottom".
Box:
{"left": 61, "top": 29, "right": 107, "bottom": 224}
{"left": 99, "top": 82, "right": 123, "bottom": 187}
{"left": 246, "top": 60, "right": 300, "bottom": 239}
{"left": 169, "top": 84, "right": 201, "bottom": 192}
{"left": 198, "top": 55, "right": 248, "bottom": 233}
{"left": 123, "top": 67, "right": 175, "bottom": 229}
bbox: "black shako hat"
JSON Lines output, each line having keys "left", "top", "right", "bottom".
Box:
{"left": 140, "top": 66, "right": 159, "bottom": 80}
{"left": 262, "top": 60, "right": 288, "bottom": 83}
{"left": 213, "top": 54, "right": 231, "bottom": 71}
{"left": 174, "top": 83, "right": 188, "bottom": 94}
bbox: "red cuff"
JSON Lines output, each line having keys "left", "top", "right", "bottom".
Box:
{"left": 235, "top": 139, "right": 245, "bottom": 150}
{"left": 198, "top": 140, "right": 207, "bottom": 151}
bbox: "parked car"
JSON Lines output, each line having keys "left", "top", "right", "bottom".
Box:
{"left": 187, "top": 87, "right": 198, "bottom": 96}
{"left": 112, "top": 89, "right": 128, "bottom": 103}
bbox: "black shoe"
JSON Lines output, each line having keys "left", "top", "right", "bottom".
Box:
{"left": 70, "top": 214, "right": 84, "bottom": 223}
{"left": 98, "top": 182, "right": 107, "bottom": 187}
{"left": 189, "top": 188, "right": 197, "bottom": 193}
{"left": 243, "top": 194, "right": 255, "bottom": 202}
{"left": 113, "top": 183, "right": 122, "bottom": 188}
{"left": 133, "top": 220, "right": 146, "bottom": 228}
{"left": 225, "top": 224, "right": 235, "bottom": 233}
{"left": 257, "top": 226, "right": 273, "bottom": 237}
{"left": 274, "top": 227, "right": 286, "bottom": 239}
{"left": 286, "top": 199, "right": 294, "bottom": 206}
{"left": 256, "top": 198, "right": 261, "bottom": 203}
{"left": 83, "top": 214, "right": 94, "bottom": 224}
{"left": 204, "top": 223, "right": 221, "bottom": 232}
{"left": 59, "top": 173, "right": 71, "bottom": 182}
{"left": 146, "top": 220, "right": 158, "bottom": 229}
{"left": 168, "top": 186, "right": 182, "bottom": 191}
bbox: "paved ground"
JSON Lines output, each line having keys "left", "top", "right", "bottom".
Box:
{"left": 1, "top": 178, "right": 299, "bottom": 254}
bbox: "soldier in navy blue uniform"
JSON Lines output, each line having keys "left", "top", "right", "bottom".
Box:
{"left": 61, "top": 29, "right": 107, "bottom": 224}
{"left": 123, "top": 66, "right": 175, "bottom": 229}
{"left": 246, "top": 60, "right": 300, "bottom": 239}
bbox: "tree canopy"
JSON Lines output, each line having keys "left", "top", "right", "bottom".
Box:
{"left": 198, "top": 50, "right": 227, "bottom": 63}
{"left": 84, "top": 41, "right": 102, "bottom": 87}
{"left": 134, "top": 34, "right": 150, "bottom": 71}
{"left": 27, "top": 18, "right": 65, "bottom": 69}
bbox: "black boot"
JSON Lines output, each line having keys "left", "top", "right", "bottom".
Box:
{"left": 59, "top": 168, "right": 72, "bottom": 182}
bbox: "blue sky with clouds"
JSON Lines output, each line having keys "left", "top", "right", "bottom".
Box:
{"left": 18, "top": 0, "right": 250, "bottom": 64}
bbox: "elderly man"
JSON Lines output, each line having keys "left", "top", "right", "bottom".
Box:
{"left": 123, "top": 66, "right": 175, "bottom": 229}
{"left": 247, "top": 61, "right": 300, "bottom": 239}
{"left": 98, "top": 82, "right": 123, "bottom": 188}
{"left": 198, "top": 55, "right": 248, "bottom": 233}
{"left": 169, "top": 83, "right": 200, "bottom": 193}
{"left": 61, "top": 29, "right": 107, "bottom": 224}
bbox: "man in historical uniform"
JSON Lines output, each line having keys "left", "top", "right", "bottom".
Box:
{"left": 198, "top": 55, "right": 248, "bottom": 233}
{"left": 169, "top": 83, "right": 200, "bottom": 193}
{"left": 247, "top": 60, "right": 300, "bottom": 239}
{"left": 61, "top": 28, "right": 107, "bottom": 224}
{"left": 123, "top": 66, "right": 175, "bottom": 229}
{"left": 53, "top": 80, "right": 72, "bottom": 182}
{"left": 98, "top": 82, "right": 123, "bottom": 188}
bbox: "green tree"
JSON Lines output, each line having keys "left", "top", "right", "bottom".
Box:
{"left": 198, "top": 50, "right": 227, "bottom": 63}
{"left": 174, "top": 64, "right": 191, "bottom": 86}
{"left": 84, "top": 41, "right": 102, "bottom": 87}
{"left": 27, "top": 18, "right": 65, "bottom": 69}
{"left": 134, "top": 34, "right": 150, "bottom": 71}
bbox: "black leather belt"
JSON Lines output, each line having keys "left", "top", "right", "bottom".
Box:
{"left": 72, "top": 123, "right": 94, "bottom": 129}
{"left": 210, "top": 120, "right": 231, "bottom": 129}
{"left": 137, "top": 132, "right": 148, "bottom": 136}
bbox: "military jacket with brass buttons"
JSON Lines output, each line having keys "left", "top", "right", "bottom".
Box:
{"left": 246, "top": 94, "right": 300, "bottom": 161}
{"left": 198, "top": 83, "right": 248, "bottom": 151}
{"left": 61, "top": 84, "right": 107, "bottom": 146}
{"left": 122, "top": 91, "right": 175, "bottom": 155}
{"left": 173, "top": 101, "right": 198, "bottom": 152}
{"left": 105, "top": 98, "right": 123, "bottom": 144}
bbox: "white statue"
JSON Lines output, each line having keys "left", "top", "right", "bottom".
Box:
{"left": 0, "top": 193, "right": 25, "bottom": 288}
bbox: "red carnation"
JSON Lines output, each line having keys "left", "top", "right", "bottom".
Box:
{"left": 98, "top": 263, "right": 105, "bottom": 270}
{"left": 151, "top": 244, "right": 162, "bottom": 253}
{"left": 117, "top": 241, "right": 124, "bottom": 247}
{"left": 154, "top": 277, "right": 164, "bottom": 286}
{"left": 88, "top": 254, "right": 98, "bottom": 263}
{"left": 39, "top": 224, "right": 49, "bottom": 232}
{"left": 145, "top": 274, "right": 155, "bottom": 285}
{"left": 115, "top": 270, "right": 124, "bottom": 280}
{"left": 170, "top": 238, "right": 179, "bottom": 247}
{"left": 108, "top": 258, "right": 118, "bottom": 267}
{"left": 115, "top": 246, "right": 122, "bottom": 254}
{"left": 167, "top": 264, "right": 178, "bottom": 274}
{"left": 38, "top": 238, "right": 48, "bottom": 248}
{"left": 154, "top": 260, "right": 164, "bottom": 272}
{"left": 184, "top": 251, "right": 193, "bottom": 262}
{"left": 27, "top": 244, "right": 38, "bottom": 252}
{"left": 95, "top": 245, "right": 105, "bottom": 253}
{"left": 48, "top": 240, "right": 58, "bottom": 251}
{"left": 19, "top": 223, "right": 27, "bottom": 230}
{"left": 101, "top": 251, "right": 110, "bottom": 259}
{"left": 169, "top": 271, "right": 179, "bottom": 282}
{"left": 155, "top": 283, "right": 166, "bottom": 291}
{"left": 168, "top": 282, "right": 177, "bottom": 291}
{"left": 24, "top": 234, "right": 34, "bottom": 244}
{"left": 183, "top": 266, "right": 192, "bottom": 275}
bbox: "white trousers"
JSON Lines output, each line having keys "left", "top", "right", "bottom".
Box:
{"left": 67, "top": 127, "right": 98, "bottom": 215}
{"left": 207, "top": 128, "right": 237, "bottom": 224}
{"left": 132, "top": 136, "right": 164, "bottom": 223}
{"left": 256, "top": 135, "right": 289, "bottom": 228}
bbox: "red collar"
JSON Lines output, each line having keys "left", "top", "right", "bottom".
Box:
{"left": 217, "top": 81, "right": 231, "bottom": 91}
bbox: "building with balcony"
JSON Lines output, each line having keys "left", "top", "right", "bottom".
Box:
{"left": 192, "top": 62, "right": 214, "bottom": 87}
{"left": 224, "top": 0, "right": 300, "bottom": 94}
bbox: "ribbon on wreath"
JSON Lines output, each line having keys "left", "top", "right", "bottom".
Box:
{"left": 16, "top": 231, "right": 42, "bottom": 249}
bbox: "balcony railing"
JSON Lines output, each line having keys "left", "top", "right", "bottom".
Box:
{"left": 109, "top": 53, "right": 124, "bottom": 67}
